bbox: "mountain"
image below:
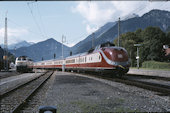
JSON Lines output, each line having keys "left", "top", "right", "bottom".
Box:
{"left": 71, "top": 21, "right": 116, "bottom": 54}
{"left": 72, "top": 9, "right": 170, "bottom": 54}
{"left": 1, "top": 41, "right": 33, "bottom": 50}
{"left": 9, "top": 41, "right": 33, "bottom": 49}
{"left": 122, "top": 13, "right": 139, "bottom": 21}
{"left": 10, "top": 38, "right": 70, "bottom": 61}
{"left": 9, "top": 9, "right": 170, "bottom": 61}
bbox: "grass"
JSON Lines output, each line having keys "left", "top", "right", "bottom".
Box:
{"left": 68, "top": 98, "right": 139, "bottom": 112}
{"left": 142, "top": 61, "right": 170, "bottom": 70}
{"left": 70, "top": 100, "right": 99, "bottom": 112}
{"left": 130, "top": 61, "right": 170, "bottom": 71}
{"left": 115, "top": 106, "right": 140, "bottom": 112}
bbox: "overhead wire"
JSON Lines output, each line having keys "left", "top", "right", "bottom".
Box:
{"left": 64, "top": 33, "right": 89, "bottom": 47}
{"left": 120, "top": 1, "right": 167, "bottom": 21}
{"left": 36, "top": 2, "right": 48, "bottom": 38}
{"left": 8, "top": 18, "right": 45, "bottom": 38}
{"left": 22, "top": 1, "right": 167, "bottom": 48}
{"left": 27, "top": 2, "right": 46, "bottom": 38}
{"left": 121, "top": 3, "right": 147, "bottom": 20}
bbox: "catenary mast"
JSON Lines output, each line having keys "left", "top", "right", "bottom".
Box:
{"left": 4, "top": 13, "right": 8, "bottom": 71}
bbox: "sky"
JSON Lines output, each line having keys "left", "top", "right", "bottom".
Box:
{"left": 0, "top": 1, "right": 170, "bottom": 47}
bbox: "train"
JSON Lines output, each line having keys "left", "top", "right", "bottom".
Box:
{"left": 33, "top": 42, "right": 130, "bottom": 76}
{"left": 15, "top": 56, "right": 33, "bottom": 72}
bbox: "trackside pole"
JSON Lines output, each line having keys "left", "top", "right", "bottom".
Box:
{"left": 61, "top": 35, "right": 66, "bottom": 72}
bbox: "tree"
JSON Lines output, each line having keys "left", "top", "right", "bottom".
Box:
{"left": 166, "top": 32, "right": 170, "bottom": 46}
{"left": 114, "top": 31, "right": 143, "bottom": 66}
{"left": 140, "top": 27, "right": 167, "bottom": 62}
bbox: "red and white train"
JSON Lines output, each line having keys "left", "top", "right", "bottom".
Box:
{"left": 33, "top": 42, "right": 130, "bottom": 76}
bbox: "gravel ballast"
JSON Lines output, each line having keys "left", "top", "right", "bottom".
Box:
{"left": 42, "top": 71, "right": 170, "bottom": 112}
{"left": 0, "top": 72, "right": 43, "bottom": 95}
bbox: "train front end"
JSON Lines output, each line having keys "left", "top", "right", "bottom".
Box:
{"left": 100, "top": 46, "right": 130, "bottom": 75}
{"left": 15, "top": 56, "right": 33, "bottom": 72}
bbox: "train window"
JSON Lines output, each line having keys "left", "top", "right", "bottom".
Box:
{"left": 22, "top": 58, "right": 26, "bottom": 60}
{"left": 28, "top": 59, "right": 32, "bottom": 61}
{"left": 18, "top": 58, "right": 21, "bottom": 60}
{"left": 85, "top": 57, "right": 86, "bottom": 62}
{"left": 66, "top": 59, "right": 75, "bottom": 64}
{"left": 99, "top": 55, "right": 101, "bottom": 60}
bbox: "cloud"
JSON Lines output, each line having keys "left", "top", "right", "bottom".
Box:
{"left": 72, "top": 1, "right": 170, "bottom": 34}
{"left": 72, "top": 2, "right": 116, "bottom": 26}
{"left": 86, "top": 24, "right": 98, "bottom": 34}
{"left": 0, "top": 27, "right": 29, "bottom": 44}
{"left": 66, "top": 43, "right": 75, "bottom": 47}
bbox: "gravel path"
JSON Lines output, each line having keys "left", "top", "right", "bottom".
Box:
{"left": 42, "top": 71, "right": 170, "bottom": 112}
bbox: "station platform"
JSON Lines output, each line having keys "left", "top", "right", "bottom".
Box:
{"left": 128, "top": 68, "right": 170, "bottom": 77}
{"left": 0, "top": 72, "right": 43, "bottom": 95}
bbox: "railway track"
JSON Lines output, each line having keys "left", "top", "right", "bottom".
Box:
{"left": 0, "top": 71, "right": 54, "bottom": 113}
{"left": 0, "top": 71, "right": 48, "bottom": 97}
{"left": 112, "top": 76, "right": 170, "bottom": 96}
{"left": 73, "top": 72, "right": 170, "bottom": 96}
{"left": 126, "top": 73, "right": 170, "bottom": 81}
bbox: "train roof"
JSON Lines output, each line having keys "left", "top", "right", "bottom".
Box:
{"left": 66, "top": 52, "right": 88, "bottom": 59}
{"left": 67, "top": 42, "right": 116, "bottom": 59}
{"left": 17, "top": 56, "right": 28, "bottom": 58}
{"left": 16, "top": 56, "right": 33, "bottom": 61}
{"left": 34, "top": 42, "right": 126, "bottom": 63}
{"left": 34, "top": 58, "right": 64, "bottom": 63}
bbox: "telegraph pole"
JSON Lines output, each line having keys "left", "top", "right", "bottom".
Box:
{"left": 62, "top": 35, "right": 66, "bottom": 59}
{"left": 118, "top": 17, "right": 120, "bottom": 47}
{"left": 3, "top": 12, "right": 8, "bottom": 71}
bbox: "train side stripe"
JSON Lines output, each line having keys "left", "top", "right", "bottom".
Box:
{"left": 99, "top": 49, "right": 117, "bottom": 66}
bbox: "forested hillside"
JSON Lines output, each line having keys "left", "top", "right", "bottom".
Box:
{"left": 114, "top": 27, "right": 170, "bottom": 67}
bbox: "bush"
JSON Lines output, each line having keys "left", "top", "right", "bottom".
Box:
{"left": 142, "top": 61, "right": 170, "bottom": 69}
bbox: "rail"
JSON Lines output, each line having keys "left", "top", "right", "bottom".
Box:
{"left": 71, "top": 71, "right": 170, "bottom": 96}
{"left": 0, "top": 71, "right": 54, "bottom": 113}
